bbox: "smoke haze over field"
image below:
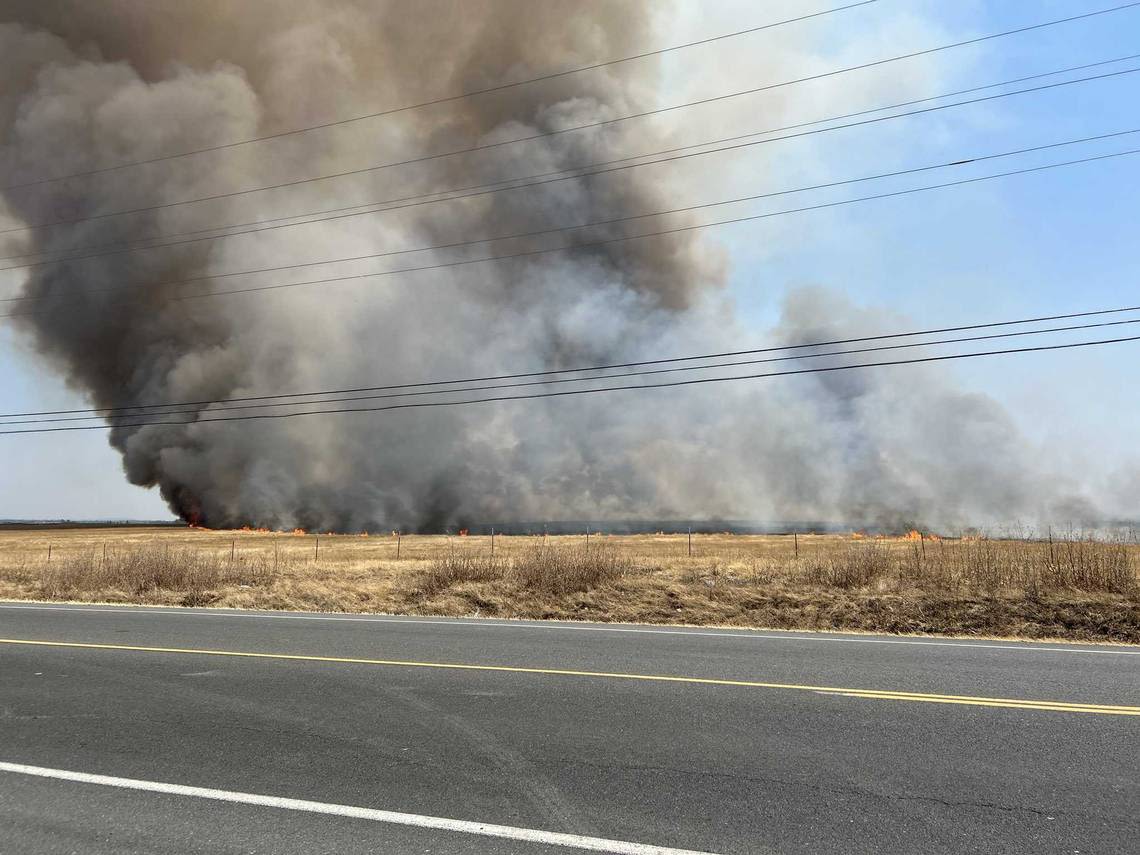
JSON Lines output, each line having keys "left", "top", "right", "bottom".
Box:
{"left": 0, "top": 1, "right": 1125, "bottom": 531}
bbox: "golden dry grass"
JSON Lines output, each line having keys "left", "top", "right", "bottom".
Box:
{"left": 0, "top": 525, "right": 1137, "bottom": 642}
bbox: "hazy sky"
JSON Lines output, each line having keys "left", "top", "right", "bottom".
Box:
{"left": 1, "top": 0, "right": 1137, "bottom": 521}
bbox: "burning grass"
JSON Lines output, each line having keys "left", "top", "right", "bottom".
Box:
{"left": 0, "top": 526, "right": 1136, "bottom": 641}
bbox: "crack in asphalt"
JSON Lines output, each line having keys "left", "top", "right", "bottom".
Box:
{"left": 538, "top": 757, "right": 1095, "bottom": 821}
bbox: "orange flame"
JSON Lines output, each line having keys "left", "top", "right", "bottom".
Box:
{"left": 290, "top": 528, "right": 306, "bottom": 536}
{"left": 458, "top": 529, "right": 469, "bottom": 537}
{"left": 851, "top": 531, "right": 866, "bottom": 540}
{"left": 901, "top": 530, "right": 941, "bottom": 541}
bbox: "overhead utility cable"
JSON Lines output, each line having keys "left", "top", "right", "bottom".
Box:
{"left": 4, "top": 3, "right": 1136, "bottom": 236}
{"left": 0, "top": 1, "right": 880, "bottom": 191}
{"left": 4, "top": 145, "right": 1138, "bottom": 319}
{"left": 7, "top": 317, "right": 1137, "bottom": 427}
{"left": 4, "top": 302, "right": 1136, "bottom": 420}
{"left": 2, "top": 336, "right": 1135, "bottom": 435}
{"left": 5, "top": 127, "right": 1136, "bottom": 303}
{"left": 4, "top": 57, "right": 1137, "bottom": 271}
{"left": 5, "top": 128, "right": 1133, "bottom": 303}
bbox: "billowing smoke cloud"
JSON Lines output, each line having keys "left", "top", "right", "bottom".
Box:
{"left": 0, "top": 1, "right": 1109, "bottom": 531}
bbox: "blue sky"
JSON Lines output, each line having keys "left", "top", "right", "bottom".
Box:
{"left": 1, "top": 0, "right": 1137, "bottom": 520}
{"left": 685, "top": 0, "right": 1139, "bottom": 478}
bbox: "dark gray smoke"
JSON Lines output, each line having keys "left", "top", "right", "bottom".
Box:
{"left": 0, "top": 1, "right": 1107, "bottom": 531}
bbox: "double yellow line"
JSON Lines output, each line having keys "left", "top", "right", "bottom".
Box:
{"left": 811, "top": 687, "right": 1140, "bottom": 715}
{"left": 2, "top": 637, "right": 1137, "bottom": 716}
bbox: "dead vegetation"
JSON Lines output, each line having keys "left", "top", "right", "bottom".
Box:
{"left": 803, "top": 536, "right": 1136, "bottom": 596}
{"left": 511, "top": 545, "right": 632, "bottom": 595}
{"left": 38, "top": 546, "right": 279, "bottom": 606}
{"left": 0, "top": 526, "right": 1136, "bottom": 642}
{"left": 417, "top": 545, "right": 630, "bottom": 597}
{"left": 417, "top": 553, "right": 503, "bottom": 597}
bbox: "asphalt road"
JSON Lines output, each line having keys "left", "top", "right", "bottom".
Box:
{"left": 0, "top": 602, "right": 1137, "bottom": 854}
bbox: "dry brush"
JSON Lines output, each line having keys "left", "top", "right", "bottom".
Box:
{"left": 0, "top": 527, "right": 1136, "bottom": 641}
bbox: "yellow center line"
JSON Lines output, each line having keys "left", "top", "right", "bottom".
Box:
{"left": 815, "top": 688, "right": 1140, "bottom": 712}
{"left": 2, "top": 637, "right": 1137, "bottom": 716}
{"left": 820, "top": 692, "right": 1133, "bottom": 714}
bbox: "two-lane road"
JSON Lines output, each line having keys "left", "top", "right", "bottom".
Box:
{"left": 0, "top": 602, "right": 1137, "bottom": 853}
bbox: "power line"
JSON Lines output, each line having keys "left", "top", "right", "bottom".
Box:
{"left": 8, "top": 316, "right": 1137, "bottom": 427}
{"left": 5, "top": 145, "right": 1138, "bottom": 320}
{"left": 5, "top": 58, "right": 1138, "bottom": 272}
{"left": 6, "top": 128, "right": 1134, "bottom": 303}
{"left": 2, "top": 335, "right": 1135, "bottom": 435}
{"left": 5, "top": 302, "right": 1137, "bottom": 419}
{"left": 4, "top": 3, "right": 1135, "bottom": 237}
{"left": 6, "top": 127, "right": 1136, "bottom": 306}
{"left": 0, "top": 1, "right": 880, "bottom": 192}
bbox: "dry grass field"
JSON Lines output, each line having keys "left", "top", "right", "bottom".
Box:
{"left": 1, "top": 525, "right": 1137, "bottom": 642}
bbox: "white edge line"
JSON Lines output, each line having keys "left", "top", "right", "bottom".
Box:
{"left": 0, "top": 602, "right": 1136, "bottom": 655}
{"left": 0, "top": 761, "right": 718, "bottom": 855}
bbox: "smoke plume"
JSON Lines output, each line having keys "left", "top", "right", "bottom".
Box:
{"left": 0, "top": 1, "right": 1108, "bottom": 531}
